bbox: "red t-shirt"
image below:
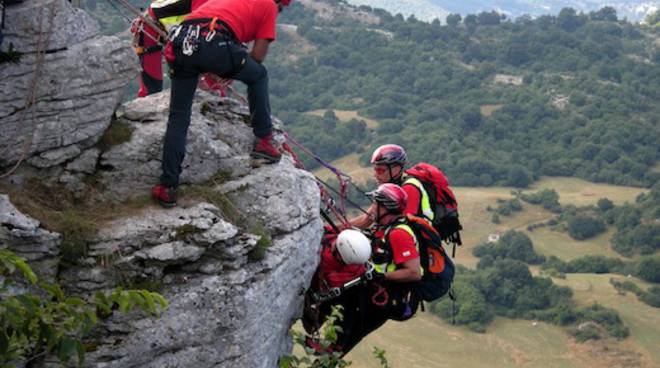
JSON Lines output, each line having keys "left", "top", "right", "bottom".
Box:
{"left": 389, "top": 227, "right": 419, "bottom": 265}
{"left": 374, "top": 226, "right": 419, "bottom": 266}
{"left": 188, "top": 0, "right": 278, "bottom": 43}
{"left": 402, "top": 183, "right": 421, "bottom": 216}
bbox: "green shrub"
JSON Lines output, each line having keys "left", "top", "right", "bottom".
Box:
{"left": 567, "top": 215, "right": 606, "bottom": 240}
{"left": 521, "top": 189, "right": 561, "bottom": 213}
{"left": 635, "top": 255, "right": 660, "bottom": 282}
{"left": 0, "top": 250, "right": 167, "bottom": 366}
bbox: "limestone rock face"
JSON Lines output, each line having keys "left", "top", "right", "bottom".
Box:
{"left": 0, "top": 0, "right": 137, "bottom": 167}
{"left": 0, "top": 195, "right": 60, "bottom": 282}
{"left": 83, "top": 207, "right": 321, "bottom": 368}
{"left": 62, "top": 198, "right": 321, "bottom": 368}
{"left": 97, "top": 92, "right": 276, "bottom": 198}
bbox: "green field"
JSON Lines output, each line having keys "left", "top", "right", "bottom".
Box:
{"left": 306, "top": 109, "right": 380, "bottom": 130}
{"left": 553, "top": 273, "right": 660, "bottom": 367}
{"left": 308, "top": 170, "right": 656, "bottom": 367}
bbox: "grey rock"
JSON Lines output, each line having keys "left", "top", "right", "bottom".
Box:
{"left": 87, "top": 218, "right": 322, "bottom": 368}
{"left": 192, "top": 220, "right": 239, "bottom": 245}
{"left": 91, "top": 203, "right": 223, "bottom": 256}
{"left": 136, "top": 242, "right": 206, "bottom": 264}
{"left": 58, "top": 172, "right": 87, "bottom": 197}
{"left": 1, "top": 2, "right": 326, "bottom": 366}
{"left": 0, "top": 194, "right": 60, "bottom": 281}
{"left": 219, "top": 159, "right": 321, "bottom": 235}
{"left": 98, "top": 91, "right": 292, "bottom": 198}
{"left": 0, "top": 0, "right": 136, "bottom": 168}
{"left": 100, "top": 92, "right": 247, "bottom": 197}
{"left": 66, "top": 148, "right": 100, "bottom": 174}
{"left": 28, "top": 145, "right": 81, "bottom": 168}
{"left": 2, "top": 0, "right": 99, "bottom": 53}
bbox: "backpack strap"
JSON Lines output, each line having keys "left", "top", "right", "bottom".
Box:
{"left": 378, "top": 219, "right": 418, "bottom": 274}
{"left": 402, "top": 176, "right": 434, "bottom": 220}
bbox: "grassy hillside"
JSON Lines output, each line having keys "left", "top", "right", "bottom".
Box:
{"left": 274, "top": 1, "right": 660, "bottom": 188}
{"left": 333, "top": 176, "right": 656, "bottom": 367}
{"left": 347, "top": 308, "right": 658, "bottom": 368}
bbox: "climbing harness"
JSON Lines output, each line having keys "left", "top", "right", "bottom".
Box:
{"left": 106, "top": 0, "right": 245, "bottom": 101}
{"left": 311, "top": 263, "right": 375, "bottom": 303}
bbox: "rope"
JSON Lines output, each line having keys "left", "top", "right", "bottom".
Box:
{"left": 103, "top": 0, "right": 134, "bottom": 25}
{"left": 280, "top": 132, "right": 367, "bottom": 228}
{"left": 314, "top": 175, "right": 370, "bottom": 216}
{"left": 0, "top": 3, "right": 56, "bottom": 178}
{"left": 112, "top": 0, "right": 167, "bottom": 39}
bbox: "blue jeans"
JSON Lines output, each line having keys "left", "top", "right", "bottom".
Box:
{"left": 160, "top": 23, "right": 272, "bottom": 188}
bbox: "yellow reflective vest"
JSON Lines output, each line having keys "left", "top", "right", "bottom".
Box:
{"left": 402, "top": 176, "right": 434, "bottom": 221}
{"left": 372, "top": 223, "right": 421, "bottom": 274}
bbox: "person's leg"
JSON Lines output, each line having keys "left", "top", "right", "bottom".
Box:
{"left": 337, "top": 301, "right": 388, "bottom": 355}
{"left": 231, "top": 56, "right": 281, "bottom": 162}
{"left": 137, "top": 23, "right": 164, "bottom": 97}
{"left": 232, "top": 56, "right": 272, "bottom": 138}
{"left": 159, "top": 74, "right": 199, "bottom": 189}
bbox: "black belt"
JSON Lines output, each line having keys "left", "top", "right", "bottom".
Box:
{"left": 180, "top": 17, "right": 237, "bottom": 41}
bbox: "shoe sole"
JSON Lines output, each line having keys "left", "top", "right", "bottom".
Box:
{"left": 250, "top": 151, "right": 281, "bottom": 163}
{"left": 154, "top": 198, "right": 177, "bottom": 208}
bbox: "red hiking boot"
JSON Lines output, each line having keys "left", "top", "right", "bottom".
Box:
{"left": 152, "top": 184, "right": 177, "bottom": 208}
{"left": 250, "top": 133, "right": 281, "bottom": 163}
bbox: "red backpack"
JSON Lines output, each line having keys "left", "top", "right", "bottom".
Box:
{"left": 405, "top": 163, "right": 462, "bottom": 255}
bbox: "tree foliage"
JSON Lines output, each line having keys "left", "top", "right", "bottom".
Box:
{"left": 473, "top": 230, "right": 545, "bottom": 264}
{"left": 0, "top": 250, "right": 167, "bottom": 366}
{"left": 265, "top": 5, "right": 660, "bottom": 188}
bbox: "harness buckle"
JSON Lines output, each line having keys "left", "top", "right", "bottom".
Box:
{"left": 182, "top": 26, "right": 200, "bottom": 56}
{"left": 168, "top": 24, "right": 183, "bottom": 41}
{"left": 205, "top": 29, "right": 216, "bottom": 42}
{"left": 329, "top": 287, "right": 341, "bottom": 298}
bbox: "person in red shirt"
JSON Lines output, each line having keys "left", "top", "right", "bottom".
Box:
{"left": 350, "top": 144, "right": 424, "bottom": 228}
{"left": 133, "top": 0, "right": 210, "bottom": 98}
{"left": 327, "top": 183, "right": 421, "bottom": 355}
{"left": 303, "top": 227, "right": 371, "bottom": 334}
{"left": 152, "top": 0, "right": 290, "bottom": 207}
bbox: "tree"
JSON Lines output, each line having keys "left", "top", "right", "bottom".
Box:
{"left": 446, "top": 13, "right": 461, "bottom": 27}
{"left": 460, "top": 107, "right": 483, "bottom": 131}
{"left": 477, "top": 11, "right": 502, "bottom": 26}
{"left": 590, "top": 7, "right": 618, "bottom": 22}
{"left": 645, "top": 10, "right": 660, "bottom": 26}
{"left": 507, "top": 165, "right": 532, "bottom": 188}
{"left": 635, "top": 255, "right": 660, "bottom": 282}
{"left": 567, "top": 215, "right": 606, "bottom": 240}
{"left": 597, "top": 198, "right": 614, "bottom": 212}
{"left": 558, "top": 8, "right": 586, "bottom": 32}
{"left": 464, "top": 14, "right": 478, "bottom": 29}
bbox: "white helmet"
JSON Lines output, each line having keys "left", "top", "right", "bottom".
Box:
{"left": 336, "top": 229, "right": 372, "bottom": 264}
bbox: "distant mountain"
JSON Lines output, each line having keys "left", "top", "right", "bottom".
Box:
{"left": 343, "top": 0, "right": 658, "bottom": 22}
{"left": 343, "top": 0, "right": 449, "bottom": 21}
{"left": 432, "top": 0, "right": 658, "bottom": 21}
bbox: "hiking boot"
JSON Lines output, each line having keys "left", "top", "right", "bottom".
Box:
{"left": 250, "top": 133, "right": 281, "bottom": 163}
{"left": 152, "top": 184, "right": 177, "bottom": 208}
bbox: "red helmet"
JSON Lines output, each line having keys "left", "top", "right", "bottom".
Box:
{"left": 370, "top": 144, "right": 407, "bottom": 166}
{"left": 367, "top": 183, "right": 408, "bottom": 213}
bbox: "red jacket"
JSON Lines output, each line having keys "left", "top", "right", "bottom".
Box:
{"left": 313, "top": 230, "right": 365, "bottom": 290}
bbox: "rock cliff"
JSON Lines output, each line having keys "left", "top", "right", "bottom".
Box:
{"left": 0, "top": 1, "right": 322, "bottom": 366}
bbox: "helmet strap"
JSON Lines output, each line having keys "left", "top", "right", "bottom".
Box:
{"left": 388, "top": 164, "right": 403, "bottom": 185}
{"left": 374, "top": 202, "right": 381, "bottom": 225}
